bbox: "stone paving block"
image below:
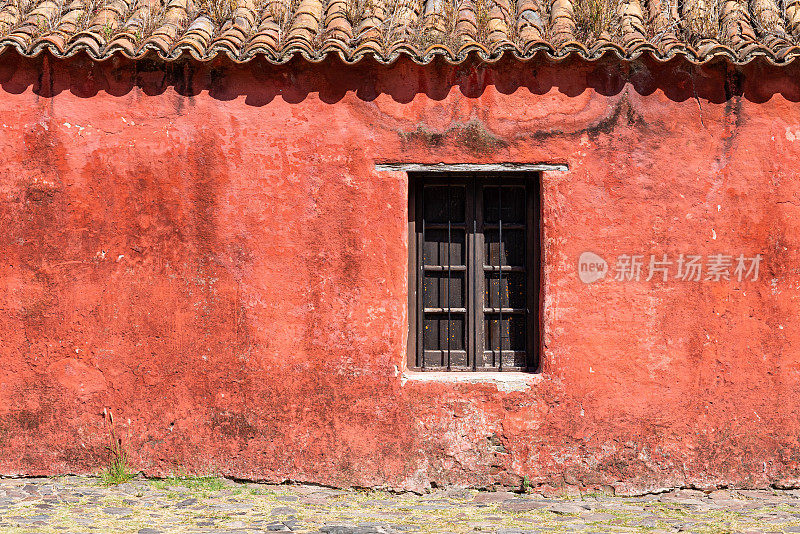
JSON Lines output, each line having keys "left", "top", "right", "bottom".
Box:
{"left": 443, "top": 488, "right": 472, "bottom": 500}
{"left": 270, "top": 506, "right": 298, "bottom": 514}
{"left": 265, "top": 522, "right": 293, "bottom": 531}
{"left": 547, "top": 502, "right": 590, "bottom": 514}
{"left": 579, "top": 511, "right": 615, "bottom": 521}
{"left": 499, "top": 500, "right": 545, "bottom": 512}
{"left": 472, "top": 491, "right": 517, "bottom": 504}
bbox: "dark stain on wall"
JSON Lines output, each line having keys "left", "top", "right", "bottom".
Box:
{"left": 400, "top": 118, "right": 508, "bottom": 155}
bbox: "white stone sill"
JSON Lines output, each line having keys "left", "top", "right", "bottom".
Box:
{"left": 400, "top": 371, "right": 540, "bottom": 392}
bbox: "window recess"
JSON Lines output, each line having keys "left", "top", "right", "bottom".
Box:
{"left": 408, "top": 173, "right": 540, "bottom": 372}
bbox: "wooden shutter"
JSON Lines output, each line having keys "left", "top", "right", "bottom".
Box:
{"left": 409, "top": 173, "right": 540, "bottom": 371}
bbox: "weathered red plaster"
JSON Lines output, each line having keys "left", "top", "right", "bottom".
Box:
{"left": 0, "top": 52, "right": 799, "bottom": 493}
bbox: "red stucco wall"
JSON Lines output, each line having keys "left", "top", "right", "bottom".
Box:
{"left": 1, "top": 51, "right": 799, "bottom": 493}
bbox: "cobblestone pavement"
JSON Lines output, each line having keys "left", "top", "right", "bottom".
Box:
{"left": 4, "top": 477, "right": 800, "bottom": 534}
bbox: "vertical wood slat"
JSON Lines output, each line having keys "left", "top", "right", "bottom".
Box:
{"left": 525, "top": 175, "right": 541, "bottom": 368}
{"left": 416, "top": 177, "right": 424, "bottom": 369}
{"left": 475, "top": 180, "right": 486, "bottom": 368}
{"left": 446, "top": 183, "right": 451, "bottom": 370}
{"left": 407, "top": 173, "right": 416, "bottom": 370}
{"left": 467, "top": 174, "right": 477, "bottom": 370}
{"left": 498, "top": 181, "right": 503, "bottom": 370}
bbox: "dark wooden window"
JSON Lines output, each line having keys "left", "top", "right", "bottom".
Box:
{"left": 408, "top": 174, "right": 540, "bottom": 371}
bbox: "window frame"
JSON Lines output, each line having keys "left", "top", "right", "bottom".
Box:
{"left": 407, "top": 172, "right": 541, "bottom": 372}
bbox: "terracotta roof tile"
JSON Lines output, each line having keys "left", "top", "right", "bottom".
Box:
{"left": 0, "top": 0, "right": 798, "bottom": 64}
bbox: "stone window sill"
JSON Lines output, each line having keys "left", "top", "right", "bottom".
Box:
{"left": 400, "top": 371, "right": 540, "bottom": 392}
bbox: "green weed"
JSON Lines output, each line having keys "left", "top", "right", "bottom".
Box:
{"left": 100, "top": 454, "right": 135, "bottom": 486}
{"left": 99, "top": 408, "right": 135, "bottom": 486}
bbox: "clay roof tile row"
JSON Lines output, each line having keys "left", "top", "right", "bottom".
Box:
{"left": 0, "top": 0, "right": 799, "bottom": 64}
